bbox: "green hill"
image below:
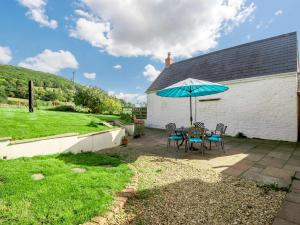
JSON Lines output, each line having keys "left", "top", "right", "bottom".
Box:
{"left": 0, "top": 64, "right": 77, "bottom": 102}
{"left": 0, "top": 64, "right": 132, "bottom": 112}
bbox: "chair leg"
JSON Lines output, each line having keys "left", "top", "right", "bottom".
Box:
{"left": 167, "top": 139, "right": 170, "bottom": 149}
{"left": 201, "top": 143, "right": 204, "bottom": 156}
{"left": 209, "top": 141, "right": 211, "bottom": 150}
{"left": 176, "top": 140, "right": 179, "bottom": 149}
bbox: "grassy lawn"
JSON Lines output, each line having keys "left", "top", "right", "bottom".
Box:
{"left": 0, "top": 108, "right": 121, "bottom": 140}
{"left": 0, "top": 153, "right": 132, "bottom": 225}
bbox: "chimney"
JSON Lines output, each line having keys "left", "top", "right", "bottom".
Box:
{"left": 165, "top": 52, "right": 172, "bottom": 68}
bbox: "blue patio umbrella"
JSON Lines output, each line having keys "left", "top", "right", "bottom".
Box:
{"left": 156, "top": 78, "right": 229, "bottom": 125}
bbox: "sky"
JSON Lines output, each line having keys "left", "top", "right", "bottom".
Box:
{"left": 0, "top": 0, "right": 299, "bottom": 105}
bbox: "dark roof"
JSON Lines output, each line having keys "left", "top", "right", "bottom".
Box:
{"left": 147, "top": 32, "right": 298, "bottom": 92}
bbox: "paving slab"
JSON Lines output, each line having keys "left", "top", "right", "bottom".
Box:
{"left": 242, "top": 168, "right": 289, "bottom": 188}
{"left": 295, "top": 172, "right": 300, "bottom": 180}
{"left": 286, "top": 192, "right": 300, "bottom": 204}
{"left": 273, "top": 218, "right": 298, "bottom": 225}
{"left": 267, "top": 151, "right": 292, "bottom": 160}
{"left": 262, "top": 167, "right": 294, "bottom": 182}
{"left": 277, "top": 201, "right": 300, "bottom": 224}
{"left": 257, "top": 156, "right": 287, "bottom": 168}
{"left": 291, "top": 180, "right": 300, "bottom": 191}
{"left": 246, "top": 152, "right": 266, "bottom": 162}
{"left": 223, "top": 167, "right": 244, "bottom": 177}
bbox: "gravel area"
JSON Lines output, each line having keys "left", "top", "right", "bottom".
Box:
{"left": 100, "top": 136, "right": 286, "bottom": 225}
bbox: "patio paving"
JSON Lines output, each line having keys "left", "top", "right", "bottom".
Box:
{"left": 120, "top": 128, "right": 299, "bottom": 188}
{"left": 98, "top": 128, "right": 300, "bottom": 224}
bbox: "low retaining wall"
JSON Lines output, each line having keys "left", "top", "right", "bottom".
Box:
{"left": 0, "top": 128, "right": 125, "bottom": 160}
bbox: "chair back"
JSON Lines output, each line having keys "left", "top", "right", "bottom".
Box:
{"left": 221, "top": 126, "right": 227, "bottom": 137}
{"left": 165, "top": 123, "right": 176, "bottom": 136}
{"left": 188, "top": 127, "right": 205, "bottom": 139}
{"left": 193, "top": 121, "right": 205, "bottom": 128}
{"left": 215, "top": 123, "right": 225, "bottom": 135}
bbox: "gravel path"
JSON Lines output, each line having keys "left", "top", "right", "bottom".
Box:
{"left": 101, "top": 137, "right": 285, "bottom": 225}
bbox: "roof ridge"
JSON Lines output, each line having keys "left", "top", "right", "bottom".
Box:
{"left": 171, "top": 32, "right": 297, "bottom": 66}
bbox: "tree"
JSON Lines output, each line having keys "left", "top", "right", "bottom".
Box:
{"left": 74, "top": 87, "right": 103, "bottom": 113}
{"left": 0, "top": 86, "right": 7, "bottom": 103}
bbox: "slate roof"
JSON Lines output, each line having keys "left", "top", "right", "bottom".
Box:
{"left": 147, "top": 32, "right": 298, "bottom": 93}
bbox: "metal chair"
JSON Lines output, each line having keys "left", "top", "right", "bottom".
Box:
{"left": 186, "top": 127, "right": 205, "bottom": 155}
{"left": 165, "top": 123, "right": 182, "bottom": 149}
{"left": 208, "top": 124, "right": 227, "bottom": 152}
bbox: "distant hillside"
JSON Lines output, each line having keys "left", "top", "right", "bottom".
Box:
{"left": 0, "top": 65, "right": 77, "bottom": 101}
{"left": 0, "top": 65, "right": 132, "bottom": 112}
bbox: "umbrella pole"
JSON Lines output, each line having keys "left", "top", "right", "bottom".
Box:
{"left": 189, "top": 89, "right": 192, "bottom": 126}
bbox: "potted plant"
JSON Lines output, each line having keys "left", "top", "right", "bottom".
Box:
{"left": 122, "top": 135, "right": 129, "bottom": 146}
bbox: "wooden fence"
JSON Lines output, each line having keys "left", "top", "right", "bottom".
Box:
{"left": 122, "top": 107, "right": 147, "bottom": 119}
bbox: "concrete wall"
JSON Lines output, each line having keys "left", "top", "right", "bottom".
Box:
{"left": 0, "top": 128, "right": 125, "bottom": 159}
{"left": 146, "top": 73, "right": 298, "bottom": 142}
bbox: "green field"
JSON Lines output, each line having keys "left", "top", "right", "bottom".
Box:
{"left": 0, "top": 153, "right": 132, "bottom": 225}
{"left": 0, "top": 108, "right": 120, "bottom": 140}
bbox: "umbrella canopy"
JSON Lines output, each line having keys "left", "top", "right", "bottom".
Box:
{"left": 157, "top": 78, "right": 229, "bottom": 97}
{"left": 156, "top": 78, "right": 229, "bottom": 125}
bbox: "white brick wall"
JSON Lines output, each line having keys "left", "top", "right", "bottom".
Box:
{"left": 146, "top": 73, "right": 298, "bottom": 142}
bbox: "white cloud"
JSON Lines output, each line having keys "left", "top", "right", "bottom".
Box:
{"left": 83, "top": 72, "right": 96, "bottom": 80}
{"left": 109, "top": 91, "right": 146, "bottom": 106}
{"left": 0, "top": 46, "right": 12, "bottom": 64}
{"left": 18, "top": 49, "right": 78, "bottom": 73}
{"left": 275, "top": 10, "right": 283, "bottom": 16}
{"left": 70, "top": 0, "right": 255, "bottom": 61}
{"left": 113, "top": 64, "right": 122, "bottom": 70}
{"left": 69, "top": 17, "right": 110, "bottom": 48}
{"left": 143, "top": 64, "right": 160, "bottom": 82}
{"left": 18, "top": 0, "right": 58, "bottom": 29}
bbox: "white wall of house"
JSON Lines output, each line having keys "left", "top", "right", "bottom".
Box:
{"left": 146, "top": 72, "right": 298, "bottom": 142}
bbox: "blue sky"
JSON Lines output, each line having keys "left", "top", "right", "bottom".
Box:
{"left": 0, "top": 0, "right": 299, "bottom": 104}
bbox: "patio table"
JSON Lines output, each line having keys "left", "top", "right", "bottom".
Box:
{"left": 175, "top": 127, "right": 209, "bottom": 151}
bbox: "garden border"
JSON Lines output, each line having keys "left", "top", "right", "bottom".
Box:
{"left": 83, "top": 165, "right": 139, "bottom": 225}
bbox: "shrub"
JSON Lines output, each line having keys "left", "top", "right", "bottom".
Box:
{"left": 120, "top": 113, "right": 133, "bottom": 124}
{"left": 50, "top": 105, "right": 76, "bottom": 112}
{"left": 235, "top": 132, "right": 247, "bottom": 138}
{"left": 134, "top": 124, "right": 145, "bottom": 138}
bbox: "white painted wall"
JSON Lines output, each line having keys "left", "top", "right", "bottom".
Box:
{"left": 0, "top": 128, "right": 125, "bottom": 159}
{"left": 146, "top": 73, "right": 298, "bottom": 142}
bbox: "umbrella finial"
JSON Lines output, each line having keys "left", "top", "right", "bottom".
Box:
{"left": 165, "top": 52, "right": 172, "bottom": 68}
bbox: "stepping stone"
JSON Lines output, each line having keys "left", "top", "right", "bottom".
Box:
{"left": 31, "top": 173, "right": 45, "bottom": 181}
{"left": 71, "top": 168, "right": 86, "bottom": 173}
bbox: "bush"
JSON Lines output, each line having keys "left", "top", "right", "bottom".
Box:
{"left": 134, "top": 124, "right": 145, "bottom": 138}
{"left": 120, "top": 113, "right": 133, "bottom": 124}
{"left": 74, "top": 87, "right": 103, "bottom": 113}
{"left": 50, "top": 105, "right": 76, "bottom": 112}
